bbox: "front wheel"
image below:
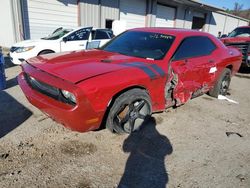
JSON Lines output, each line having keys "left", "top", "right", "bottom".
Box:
{"left": 209, "top": 68, "right": 231, "bottom": 97}
{"left": 106, "top": 89, "right": 152, "bottom": 134}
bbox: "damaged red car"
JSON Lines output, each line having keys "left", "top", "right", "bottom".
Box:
{"left": 18, "top": 28, "right": 242, "bottom": 134}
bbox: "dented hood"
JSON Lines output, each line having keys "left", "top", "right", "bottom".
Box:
{"left": 26, "top": 49, "right": 138, "bottom": 83}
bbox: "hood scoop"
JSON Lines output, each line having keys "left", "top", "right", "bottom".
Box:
{"left": 100, "top": 59, "right": 113, "bottom": 63}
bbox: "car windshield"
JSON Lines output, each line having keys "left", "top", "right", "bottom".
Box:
{"left": 42, "top": 29, "right": 72, "bottom": 40}
{"left": 228, "top": 27, "right": 250, "bottom": 37}
{"left": 101, "top": 31, "right": 175, "bottom": 60}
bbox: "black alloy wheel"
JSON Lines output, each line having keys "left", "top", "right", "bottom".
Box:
{"left": 106, "top": 89, "right": 151, "bottom": 134}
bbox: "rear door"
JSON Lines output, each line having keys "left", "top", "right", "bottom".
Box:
{"left": 171, "top": 36, "right": 217, "bottom": 103}
{"left": 60, "top": 27, "right": 92, "bottom": 51}
{"left": 87, "top": 29, "right": 113, "bottom": 49}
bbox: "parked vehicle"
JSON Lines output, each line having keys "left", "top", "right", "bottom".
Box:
{"left": 18, "top": 28, "right": 242, "bottom": 134}
{"left": 220, "top": 26, "right": 250, "bottom": 67}
{"left": 10, "top": 27, "right": 114, "bottom": 65}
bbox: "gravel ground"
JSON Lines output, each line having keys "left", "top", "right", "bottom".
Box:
{"left": 0, "top": 60, "right": 250, "bottom": 188}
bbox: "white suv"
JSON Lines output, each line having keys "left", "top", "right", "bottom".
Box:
{"left": 10, "top": 27, "right": 113, "bottom": 65}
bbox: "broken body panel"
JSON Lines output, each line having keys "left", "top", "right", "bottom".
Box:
{"left": 18, "top": 28, "right": 242, "bottom": 132}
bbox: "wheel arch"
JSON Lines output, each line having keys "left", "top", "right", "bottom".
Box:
{"left": 98, "top": 85, "right": 151, "bottom": 131}
{"left": 226, "top": 64, "right": 233, "bottom": 72}
{"left": 37, "top": 49, "right": 55, "bottom": 56}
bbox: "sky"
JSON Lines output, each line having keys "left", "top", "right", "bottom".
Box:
{"left": 200, "top": 0, "right": 250, "bottom": 10}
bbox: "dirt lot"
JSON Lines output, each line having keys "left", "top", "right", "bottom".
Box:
{"left": 1, "top": 59, "right": 250, "bottom": 188}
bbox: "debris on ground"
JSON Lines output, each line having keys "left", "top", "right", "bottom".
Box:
{"left": 218, "top": 95, "right": 239, "bottom": 104}
{"left": 226, "top": 132, "right": 243, "bottom": 137}
{"left": 236, "top": 174, "right": 246, "bottom": 182}
{"left": 0, "top": 153, "right": 9, "bottom": 160}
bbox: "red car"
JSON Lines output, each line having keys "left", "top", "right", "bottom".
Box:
{"left": 220, "top": 26, "right": 250, "bottom": 67}
{"left": 18, "top": 28, "right": 242, "bottom": 134}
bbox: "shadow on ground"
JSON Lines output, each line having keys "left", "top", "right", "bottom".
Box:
{"left": 118, "top": 117, "right": 173, "bottom": 188}
{"left": 238, "top": 66, "right": 250, "bottom": 74}
{"left": 236, "top": 66, "right": 250, "bottom": 79}
{"left": 5, "top": 77, "right": 18, "bottom": 89}
{"left": 4, "top": 57, "right": 16, "bottom": 69}
{"left": 0, "top": 91, "right": 32, "bottom": 138}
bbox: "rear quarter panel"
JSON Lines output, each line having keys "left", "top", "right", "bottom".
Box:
{"left": 211, "top": 36, "right": 242, "bottom": 79}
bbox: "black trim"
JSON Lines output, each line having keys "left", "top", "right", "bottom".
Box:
{"left": 24, "top": 73, "right": 75, "bottom": 106}
{"left": 150, "top": 64, "right": 166, "bottom": 77}
{"left": 122, "top": 62, "right": 158, "bottom": 79}
{"left": 132, "top": 62, "right": 166, "bottom": 77}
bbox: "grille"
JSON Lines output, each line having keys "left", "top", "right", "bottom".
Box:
{"left": 25, "top": 73, "right": 59, "bottom": 99}
{"left": 226, "top": 43, "right": 250, "bottom": 64}
{"left": 10, "top": 46, "right": 19, "bottom": 53}
{"left": 24, "top": 73, "right": 75, "bottom": 106}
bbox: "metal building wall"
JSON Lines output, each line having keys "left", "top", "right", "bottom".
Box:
{"left": 223, "top": 16, "right": 240, "bottom": 35}
{"left": 79, "top": 0, "right": 119, "bottom": 28}
{"left": 0, "top": 0, "right": 23, "bottom": 47}
{"left": 238, "top": 20, "right": 249, "bottom": 27}
{"left": 79, "top": 0, "right": 100, "bottom": 27}
{"left": 207, "top": 12, "right": 226, "bottom": 36}
{"left": 22, "top": 0, "right": 78, "bottom": 39}
{"left": 100, "top": 0, "right": 119, "bottom": 28}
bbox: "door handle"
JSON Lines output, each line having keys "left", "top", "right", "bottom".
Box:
{"left": 208, "top": 59, "right": 214, "bottom": 63}
{"left": 79, "top": 44, "right": 85, "bottom": 46}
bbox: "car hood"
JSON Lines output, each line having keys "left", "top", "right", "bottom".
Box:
{"left": 12, "top": 39, "right": 56, "bottom": 47}
{"left": 26, "top": 49, "right": 143, "bottom": 83}
{"left": 221, "top": 37, "right": 250, "bottom": 44}
{"left": 12, "top": 39, "right": 42, "bottom": 47}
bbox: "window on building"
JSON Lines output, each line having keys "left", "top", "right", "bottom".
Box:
{"left": 192, "top": 16, "right": 206, "bottom": 31}
{"left": 105, "top": 19, "right": 113, "bottom": 29}
{"left": 173, "top": 36, "right": 216, "bottom": 60}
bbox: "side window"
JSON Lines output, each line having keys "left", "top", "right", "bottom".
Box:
{"left": 67, "top": 28, "right": 91, "bottom": 41}
{"left": 93, "top": 30, "right": 110, "bottom": 40}
{"left": 173, "top": 36, "right": 216, "bottom": 60}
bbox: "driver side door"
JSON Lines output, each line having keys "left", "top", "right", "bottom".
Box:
{"left": 60, "top": 27, "right": 92, "bottom": 52}
{"left": 170, "top": 36, "right": 217, "bottom": 104}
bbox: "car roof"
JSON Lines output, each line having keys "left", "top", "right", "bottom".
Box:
{"left": 67, "top": 26, "right": 111, "bottom": 31}
{"left": 130, "top": 27, "right": 214, "bottom": 38}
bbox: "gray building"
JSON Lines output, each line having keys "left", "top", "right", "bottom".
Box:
{"left": 0, "top": 0, "right": 249, "bottom": 47}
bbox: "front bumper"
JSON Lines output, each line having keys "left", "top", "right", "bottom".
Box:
{"left": 18, "top": 65, "right": 104, "bottom": 132}
{"left": 9, "top": 50, "right": 37, "bottom": 65}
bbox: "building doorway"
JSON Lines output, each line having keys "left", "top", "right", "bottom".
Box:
{"left": 192, "top": 16, "right": 206, "bottom": 30}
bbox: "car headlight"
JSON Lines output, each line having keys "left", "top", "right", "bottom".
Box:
{"left": 15, "top": 46, "right": 35, "bottom": 53}
{"left": 61, "top": 89, "right": 76, "bottom": 104}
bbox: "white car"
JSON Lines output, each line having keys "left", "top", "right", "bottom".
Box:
{"left": 10, "top": 27, "right": 114, "bottom": 65}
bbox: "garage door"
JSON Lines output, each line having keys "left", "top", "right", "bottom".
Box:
{"left": 156, "top": 4, "right": 176, "bottom": 27}
{"left": 22, "top": 0, "right": 78, "bottom": 39}
{"left": 120, "top": 0, "right": 146, "bottom": 29}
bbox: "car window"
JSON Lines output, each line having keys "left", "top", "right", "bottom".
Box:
{"left": 228, "top": 27, "right": 250, "bottom": 37}
{"left": 101, "top": 31, "right": 175, "bottom": 60}
{"left": 173, "top": 36, "right": 216, "bottom": 60}
{"left": 42, "top": 29, "right": 72, "bottom": 40}
{"left": 93, "top": 30, "right": 110, "bottom": 40}
{"left": 67, "top": 28, "right": 91, "bottom": 41}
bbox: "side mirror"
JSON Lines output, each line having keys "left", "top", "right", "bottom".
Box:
{"left": 62, "top": 37, "right": 67, "bottom": 42}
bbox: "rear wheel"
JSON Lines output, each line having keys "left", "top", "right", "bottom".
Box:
{"left": 106, "top": 89, "right": 151, "bottom": 134}
{"left": 209, "top": 68, "right": 231, "bottom": 97}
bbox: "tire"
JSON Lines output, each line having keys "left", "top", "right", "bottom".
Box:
{"left": 209, "top": 68, "right": 231, "bottom": 98}
{"left": 38, "top": 50, "right": 54, "bottom": 55}
{"left": 106, "top": 89, "right": 152, "bottom": 134}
